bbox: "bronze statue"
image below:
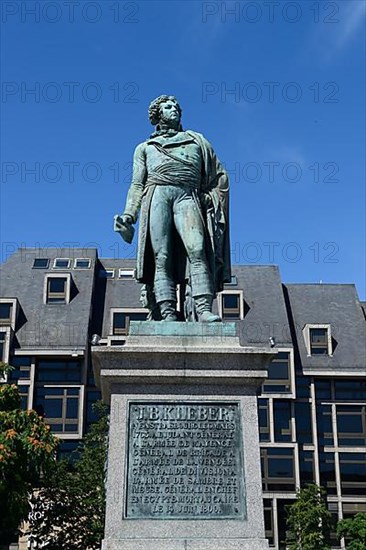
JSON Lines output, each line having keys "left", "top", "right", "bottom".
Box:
{"left": 114, "top": 95, "right": 231, "bottom": 322}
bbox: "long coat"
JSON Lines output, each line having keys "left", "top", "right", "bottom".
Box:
{"left": 124, "top": 130, "right": 231, "bottom": 294}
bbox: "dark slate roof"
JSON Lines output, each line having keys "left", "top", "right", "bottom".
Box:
{"left": 97, "top": 261, "right": 290, "bottom": 346}
{"left": 96, "top": 258, "right": 142, "bottom": 338}
{"left": 0, "top": 248, "right": 97, "bottom": 350}
{"left": 1, "top": 248, "right": 364, "bottom": 362}
{"left": 229, "top": 265, "right": 291, "bottom": 346}
{"left": 285, "top": 284, "right": 366, "bottom": 372}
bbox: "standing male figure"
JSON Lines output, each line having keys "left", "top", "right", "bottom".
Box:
{"left": 114, "top": 95, "right": 231, "bottom": 322}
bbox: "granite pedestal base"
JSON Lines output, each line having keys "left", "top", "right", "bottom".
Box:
{"left": 92, "top": 322, "right": 275, "bottom": 550}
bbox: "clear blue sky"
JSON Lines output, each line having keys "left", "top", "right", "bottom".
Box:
{"left": 1, "top": 0, "right": 365, "bottom": 298}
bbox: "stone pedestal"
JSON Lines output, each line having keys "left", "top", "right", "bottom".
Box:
{"left": 92, "top": 322, "right": 275, "bottom": 550}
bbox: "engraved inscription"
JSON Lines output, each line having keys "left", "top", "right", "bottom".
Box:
{"left": 126, "top": 403, "right": 245, "bottom": 519}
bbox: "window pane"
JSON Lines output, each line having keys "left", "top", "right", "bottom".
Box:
{"left": 261, "top": 448, "right": 295, "bottom": 491}
{"left": 49, "top": 278, "right": 66, "bottom": 293}
{"left": 86, "top": 390, "right": 102, "bottom": 429}
{"left": 65, "top": 424, "right": 79, "bottom": 432}
{"left": 54, "top": 259, "right": 70, "bottom": 268}
{"left": 113, "top": 312, "right": 147, "bottom": 335}
{"left": 0, "top": 335, "right": 5, "bottom": 361}
{"left": 317, "top": 404, "right": 333, "bottom": 446}
{"left": 34, "top": 386, "right": 80, "bottom": 434}
{"left": 315, "top": 379, "right": 331, "bottom": 399}
{"left": 9, "top": 357, "right": 32, "bottom": 381}
{"left": 223, "top": 294, "right": 239, "bottom": 309}
{"left": 277, "top": 499, "right": 296, "bottom": 548}
{"left": 300, "top": 450, "right": 315, "bottom": 486}
{"left": 222, "top": 293, "right": 241, "bottom": 319}
{"left": 334, "top": 381, "right": 366, "bottom": 401}
{"left": 37, "top": 360, "right": 81, "bottom": 382}
{"left": 33, "top": 258, "right": 49, "bottom": 268}
{"left": 319, "top": 452, "right": 337, "bottom": 494}
{"left": 0, "top": 304, "right": 12, "bottom": 320}
{"left": 342, "top": 501, "right": 366, "bottom": 519}
{"left": 263, "top": 352, "right": 291, "bottom": 393}
{"left": 75, "top": 259, "right": 90, "bottom": 269}
{"left": 19, "top": 385, "right": 30, "bottom": 410}
{"left": 337, "top": 405, "right": 366, "bottom": 446}
{"left": 295, "top": 402, "right": 313, "bottom": 444}
{"left": 274, "top": 401, "right": 292, "bottom": 442}
{"left": 45, "top": 397, "right": 63, "bottom": 418}
{"left": 310, "top": 328, "right": 329, "bottom": 355}
{"left": 258, "top": 399, "right": 270, "bottom": 442}
{"left": 114, "top": 313, "right": 127, "bottom": 330}
{"left": 310, "top": 328, "right": 327, "bottom": 343}
{"left": 339, "top": 452, "right": 366, "bottom": 496}
{"left": 263, "top": 499, "right": 274, "bottom": 546}
{"left": 296, "top": 375, "right": 310, "bottom": 398}
{"left": 66, "top": 398, "right": 79, "bottom": 418}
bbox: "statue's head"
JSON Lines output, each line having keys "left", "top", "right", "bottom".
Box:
{"left": 148, "top": 95, "right": 182, "bottom": 130}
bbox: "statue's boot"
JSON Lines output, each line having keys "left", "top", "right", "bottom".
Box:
{"left": 195, "top": 295, "right": 221, "bottom": 323}
{"left": 158, "top": 300, "right": 178, "bottom": 321}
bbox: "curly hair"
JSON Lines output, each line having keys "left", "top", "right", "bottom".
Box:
{"left": 148, "top": 95, "right": 182, "bottom": 126}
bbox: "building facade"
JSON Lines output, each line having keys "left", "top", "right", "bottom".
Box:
{"left": 1, "top": 248, "right": 365, "bottom": 549}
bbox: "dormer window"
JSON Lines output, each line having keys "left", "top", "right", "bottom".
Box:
{"left": 44, "top": 274, "right": 71, "bottom": 304}
{"left": 0, "top": 299, "right": 17, "bottom": 328}
{"left": 218, "top": 291, "right": 244, "bottom": 320}
{"left": 303, "top": 324, "right": 332, "bottom": 356}
{"left": 0, "top": 303, "right": 12, "bottom": 325}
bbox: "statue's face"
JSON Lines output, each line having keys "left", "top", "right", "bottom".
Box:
{"left": 159, "top": 99, "right": 180, "bottom": 125}
{"left": 139, "top": 289, "right": 147, "bottom": 307}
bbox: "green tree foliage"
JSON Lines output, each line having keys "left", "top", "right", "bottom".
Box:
{"left": 285, "top": 484, "right": 332, "bottom": 550}
{"left": 0, "top": 363, "right": 58, "bottom": 544}
{"left": 27, "top": 401, "right": 109, "bottom": 549}
{"left": 336, "top": 513, "right": 366, "bottom": 550}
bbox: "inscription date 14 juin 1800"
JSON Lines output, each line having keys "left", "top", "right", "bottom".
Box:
{"left": 126, "top": 403, "right": 246, "bottom": 520}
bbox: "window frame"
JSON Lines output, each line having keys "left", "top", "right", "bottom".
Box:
{"left": 44, "top": 273, "right": 71, "bottom": 305}
{"left": 36, "top": 384, "right": 84, "bottom": 439}
{"left": 118, "top": 268, "right": 136, "bottom": 280}
{"left": 261, "top": 348, "right": 296, "bottom": 398}
{"left": 10, "top": 356, "right": 35, "bottom": 410}
{"left": 32, "top": 258, "right": 50, "bottom": 269}
{"left": 303, "top": 324, "right": 333, "bottom": 357}
{"left": 53, "top": 258, "right": 71, "bottom": 269}
{"left": 336, "top": 404, "right": 366, "bottom": 447}
{"left": 217, "top": 289, "right": 244, "bottom": 320}
{"left": 73, "top": 258, "right": 91, "bottom": 270}
{"left": 0, "top": 298, "right": 17, "bottom": 328}
{"left": 110, "top": 308, "right": 148, "bottom": 336}
{"left": 0, "top": 327, "right": 11, "bottom": 368}
{"left": 260, "top": 445, "right": 298, "bottom": 492}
